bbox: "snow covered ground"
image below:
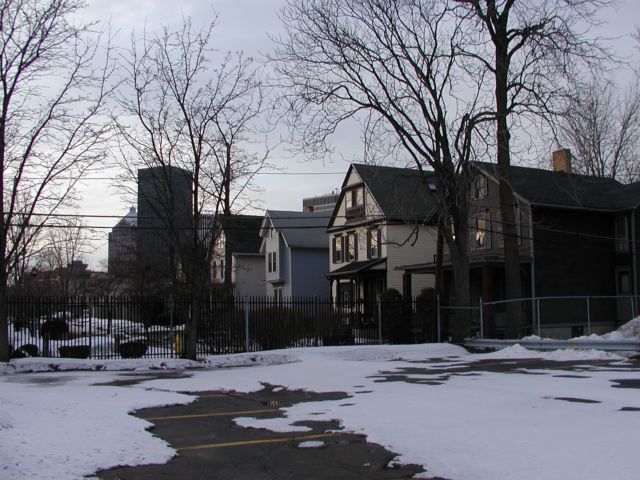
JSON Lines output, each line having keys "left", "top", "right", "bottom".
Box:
{"left": 1, "top": 342, "right": 639, "bottom": 480}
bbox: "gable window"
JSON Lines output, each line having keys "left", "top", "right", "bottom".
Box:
{"left": 367, "top": 227, "right": 381, "bottom": 259}
{"left": 345, "top": 186, "right": 365, "bottom": 218}
{"left": 471, "top": 210, "right": 491, "bottom": 250}
{"left": 267, "top": 251, "right": 277, "bottom": 273}
{"left": 473, "top": 175, "right": 488, "bottom": 199}
{"left": 615, "top": 214, "right": 630, "bottom": 253}
{"left": 333, "top": 235, "right": 344, "bottom": 263}
{"left": 346, "top": 231, "right": 358, "bottom": 262}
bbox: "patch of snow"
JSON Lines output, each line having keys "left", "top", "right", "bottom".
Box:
{"left": 297, "top": 440, "right": 324, "bottom": 448}
{"left": 233, "top": 416, "right": 311, "bottom": 433}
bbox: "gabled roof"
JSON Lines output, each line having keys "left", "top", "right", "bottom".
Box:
{"left": 263, "top": 210, "right": 329, "bottom": 249}
{"left": 475, "top": 162, "right": 633, "bottom": 211}
{"left": 220, "top": 215, "right": 263, "bottom": 254}
{"left": 335, "top": 163, "right": 438, "bottom": 225}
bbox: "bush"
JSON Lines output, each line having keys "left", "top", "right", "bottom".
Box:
{"left": 58, "top": 345, "right": 91, "bottom": 359}
{"left": 9, "top": 346, "right": 27, "bottom": 359}
{"left": 119, "top": 340, "right": 148, "bottom": 359}
{"left": 40, "top": 319, "right": 69, "bottom": 340}
{"left": 18, "top": 344, "right": 39, "bottom": 357}
{"left": 380, "top": 288, "right": 409, "bottom": 343}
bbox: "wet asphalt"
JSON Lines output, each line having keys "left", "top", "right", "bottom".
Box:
{"left": 91, "top": 356, "right": 640, "bottom": 479}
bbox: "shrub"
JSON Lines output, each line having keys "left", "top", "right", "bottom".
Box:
{"left": 40, "top": 319, "right": 69, "bottom": 340}
{"left": 119, "top": 340, "right": 148, "bottom": 358}
{"left": 380, "top": 288, "right": 409, "bottom": 343}
{"left": 9, "top": 346, "right": 27, "bottom": 359}
{"left": 58, "top": 345, "right": 91, "bottom": 359}
{"left": 18, "top": 344, "right": 39, "bottom": 357}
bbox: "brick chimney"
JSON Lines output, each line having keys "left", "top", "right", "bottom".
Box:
{"left": 552, "top": 149, "right": 572, "bottom": 174}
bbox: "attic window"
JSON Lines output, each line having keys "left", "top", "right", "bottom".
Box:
{"left": 473, "top": 175, "right": 488, "bottom": 199}
{"left": 428, "top": 182, "right": 436, "bottom": 192}
{"left": 345, "top": 186, "right": 365, "bottom": 218}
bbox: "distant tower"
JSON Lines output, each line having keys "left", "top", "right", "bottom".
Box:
{"left": 137, "top": 166, "right": 192, "bottom": 286}
{"left": 107, "top": 207, "right": 137, "bottom": 273}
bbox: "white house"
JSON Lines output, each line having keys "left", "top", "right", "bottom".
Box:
{"left": 210, "top": 215, "right": 264, "bottom": 297}
{"left": 327, "top": 163, "right": 438, "bottom": 307}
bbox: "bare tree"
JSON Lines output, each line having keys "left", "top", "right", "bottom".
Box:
{"left": 557, "top": 75, "right": 640, "bottom": 183}
{"left": 273, "top": 0, "right": 493, "bottom": 341}
{"left": 32, "top": 219, "right": 97, "bottom": 296}
{"left": 0, "top": 0, "right": 113, "bottom": 361}
{"left": 115, "top": 16, "right": 268, "bottom": 358}
{"left": 456, "top": 0, "right": 612, "bottom": 337}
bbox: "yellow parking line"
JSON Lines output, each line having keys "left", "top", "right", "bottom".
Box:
{"left": 178, "top": 433, "right": 338, "bottom": 451}
{"left": 143, "top": 408, "right": 279, "bottom": 421}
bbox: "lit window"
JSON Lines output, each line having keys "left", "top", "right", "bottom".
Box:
{"left": 346, "top": 232, "right": 358, "bottom": 261}
{"left": 368, "top": 227, "right": 381, "bottom": 259}
{"left": 472, "top": 210, "right": 491, "bottom": 250}
{"left": 333, "top": 235, "right": 344, "bottom": 263}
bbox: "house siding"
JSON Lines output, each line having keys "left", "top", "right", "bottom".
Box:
{"left": 290, "top": 249, "right": 330, "bottom": 297}
{"left": 385, "top": 224, "right": 437, "bottom": 295}
{"left": 532, "top": 206, "right": 617, "bottom": 336}
{"left": 470, "top": 170, "right": 532, "bottom": 258}
{"left": 233, "top": 255, "right": 264, "bottom": 297}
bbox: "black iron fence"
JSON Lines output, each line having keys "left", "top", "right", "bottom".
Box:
{"left": 7, "top": 295, "right": 437, "bottom": 360}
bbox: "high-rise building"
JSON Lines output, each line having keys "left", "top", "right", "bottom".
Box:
{"left": 107, "top": 207, "right": 137, "bottom": 273}
{"left": 137, "top": 166, "right": 193, "bottom": 285}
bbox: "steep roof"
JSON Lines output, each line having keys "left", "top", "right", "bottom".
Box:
{"left": 351, "top": 163, "right": 438, "bottom": 222}
{"left": 476, "top": 162, "right": 633, "bottom": 211}
{"left": 220, "top": 215, "right": 263, "bottom": 254}
{"left": 265, "top": 210, "right": 329, "bottom": 249}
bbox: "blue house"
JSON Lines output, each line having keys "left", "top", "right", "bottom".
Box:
{"left": 259, "top": 210, "right": 330, "bottom": 298}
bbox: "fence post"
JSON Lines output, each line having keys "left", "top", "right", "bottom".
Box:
{"left": 377, "top": 296, "right": 382, "bottom": 345}
{"left": 536, "top": 298, "right": 541, "bottom": 337}
{"left": 437, "top": 293, "right": 441, "bottom": 343}
{"left": 88, "top": 299, "right": 92, "bottom": 359}
{"left": 244, "top": 300, "right": 250, "bottom": 352}
{"left": 586, "top": 296, "right": 591, "bottom": 336}
{"left": 479, "top": 297, "right": 484, "bottom": 339}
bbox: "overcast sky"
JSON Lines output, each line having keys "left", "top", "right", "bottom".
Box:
{"left": 78, "top": 0, "right": 640, "bottom": 269}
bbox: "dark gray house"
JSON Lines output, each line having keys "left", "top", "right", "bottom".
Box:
{"left": 399, "top": 150, "right": 640, "bottom": 338}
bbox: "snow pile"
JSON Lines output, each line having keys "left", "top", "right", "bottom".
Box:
{"left": 0, "top": 351, "right": 300, "bottom": 375}
{"left": 602, "top": 317, "right": 640, "bottom": 341}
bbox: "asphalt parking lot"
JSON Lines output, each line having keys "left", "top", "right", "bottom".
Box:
{"left": 97, "top": 386, "right": 427, "bottom": 480}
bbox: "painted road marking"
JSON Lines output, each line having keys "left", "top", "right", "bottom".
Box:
{"left": 143, "top": 408, "right": 279, "bottom": 421}
{"left": 177, "top": 433, "right": 339, "bottom": 451}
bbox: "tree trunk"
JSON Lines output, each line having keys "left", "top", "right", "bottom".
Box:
{"left": 0, "top": 277, "right": 9, "bottom": 362}
{"left": 494, "top": 20, "right": 524, "bottom": 339}
{"left": 448, "top": 209, "right": 472, "bottom": 343}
